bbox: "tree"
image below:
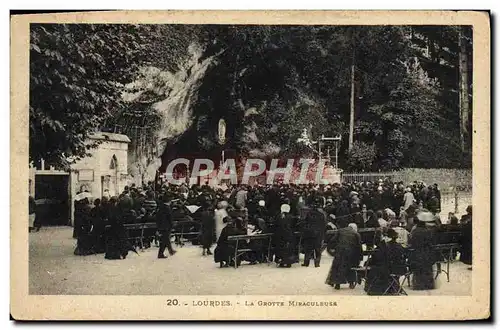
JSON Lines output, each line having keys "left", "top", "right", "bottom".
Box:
{"left": 30, "top": 24, "right": 151, "bottom": 168}
{"left": 409, "top": 25, "right": 473, "bottom": 165}
{"left": 74, "top": 24, "right": 472, "bottom": 173}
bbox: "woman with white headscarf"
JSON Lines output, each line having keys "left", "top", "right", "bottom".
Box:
{"left": 325, "top": 222, "right": 363, "bottom": 290}
{"left": 273, "top": 204, "right": 295, "bottom": 268}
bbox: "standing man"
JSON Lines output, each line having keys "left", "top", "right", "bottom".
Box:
{"left": 301, "top": 197, "right": 327, "bottom": 268}
{"left": 156, "top": 193, "right": 176, "bottom": 259}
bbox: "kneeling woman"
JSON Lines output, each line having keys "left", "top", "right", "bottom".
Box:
{"left": 325, "top": 223, "right": 363, "bottom": 289}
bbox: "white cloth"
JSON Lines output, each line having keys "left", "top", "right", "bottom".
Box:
{"left": 403, "top": 191, "right": 415, "bottom": 210}
{"left": 186, "top": 205, "right": 201, "bottom": 214}
{"left": 214, "top": 208, "right": 228, "bottom": 241}
{"left": 378, "top": 218, "right": 388, "bottom": 228}
{"left": 392, "top": 226, "right": 409, "bottom": 247}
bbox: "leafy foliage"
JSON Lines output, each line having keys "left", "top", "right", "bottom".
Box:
{"left": 30, "top": 24, "right": 152, "bottom": 167}
{"left": 345, "top": 141, "right": 377, "bottom": 171}
{"left": 30, "top": 24, "right": 473, "bottom": 172}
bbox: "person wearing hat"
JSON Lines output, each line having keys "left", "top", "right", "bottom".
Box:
{"left": 350, "top": 191, "right": 360, "bottom": 206}
{"left": 460, "top": 205, "right": 472, "bottom": 225}
{"left": 142, "top": 190, "right": 158, "bottom": 221}
{"left": 254, "top": 199, "right": 269, "bottom": 225}
{"left": 156, "top": 193, "right": 176, "bottom": 259}
{"left": 214, "top": 216, "right": 245, "bottom": 268}
{"left": 389, "top": 219, "right": 409, "bottom": 247}
{"left": 325, "top": 222, "right": 362, "bottom": 290}
{"left": 199, "top": 195, "right": 216, "bottom": 256}
{"left": 335, "top": 200, "right": 351, "bottom": 229}
{"left": 364, "top": 228, "right": 407, "bottom": 295}
{"left": 459, "top": 205, "right": 473, "bottom": 269}
{"left": 408, "top": 211, "right": 437, "bottom": 290}
{"left": 301, "top": 196, "right": 327, "bottom": 268}
{"left": 324, "top": 198, "right": 335, "bottom": 213}
{"left": 274, "top": 204, "right": 295, "bottom": 268}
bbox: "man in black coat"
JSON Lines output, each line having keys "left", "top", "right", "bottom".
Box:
{"left": 156, "top": 194, "right": 176, "bottom": 259}
{"left": 301, "top": 197, "right": 327, "bottom": 267}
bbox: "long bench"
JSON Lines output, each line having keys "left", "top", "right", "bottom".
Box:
{"left": 104, "top": 222, "right": 158, "bottom": 250}
{"left": 171, "top": 220, "right": 201, "bottom": 246}
{"left": 104, "top": 222, "right": 201, "bottom": 250}
{"left": 227, "top": 233, "right": 273, "bottom": 269}
{"left": 226, "top": 228, "right": 379, "bottom": 269}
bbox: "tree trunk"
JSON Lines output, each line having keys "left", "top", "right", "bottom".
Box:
{"left": 348, "top": 43, "right": 355, "bottom": 151}
{"left": 458, "top": 27, "right": 469, "bottom": 153}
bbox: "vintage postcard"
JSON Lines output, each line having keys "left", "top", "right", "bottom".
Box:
{"left": 10, "top": 10, "right": 490, "bottom": 320}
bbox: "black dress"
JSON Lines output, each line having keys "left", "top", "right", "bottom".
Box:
{"left": 200, "top": 209, "right": 215, "bottom": 249}
{"left": 408, "top": 226, "right": 436, "bottom": 290}
{"left": 325, "top": 227, "right": 362, "bottom": 286}
{"left": 274, "top": 213, "right": 295, "bottom": 265}
{"left": 73, "top": 204, "right": 93, "bottom": 255}
{"left": 214, "top": 224, "right": 245, "bottom": 265}
{"left": 104, "top": 207, "right": 130, "bottom": 260}
{"left": 365, "top": 241, "right": 407, "bottom": 295}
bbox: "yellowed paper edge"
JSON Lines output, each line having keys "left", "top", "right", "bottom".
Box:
{"left": 10, "top": 10, "right": 490, "bottom": 320}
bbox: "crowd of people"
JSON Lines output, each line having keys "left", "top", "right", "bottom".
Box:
{"left": 70, "top": 177, "right": 473, "bottom": 295}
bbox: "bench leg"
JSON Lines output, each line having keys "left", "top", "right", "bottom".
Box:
{"left": 266, "top": 238, "right": 272, "bottom": 265}
{"left": 446, "top": 248, "right": 451, "bottom": 282}
{"left": 140, "top": 228, "right": 145, "bottom": 251}
{"left": 234, "top": 240, "right": 239, "bottom": 269}
{"left": 180, "top": 227, "right": 184, "bottom": 248}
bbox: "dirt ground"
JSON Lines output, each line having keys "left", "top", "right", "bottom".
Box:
{"left": 29, "top": 227, "right": 472, "bottom": 296}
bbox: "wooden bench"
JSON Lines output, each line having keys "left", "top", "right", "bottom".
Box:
{"left": 105, "top": 222, "right": 158, "bottom": 250}
{"left": 433, "top": 243, "right": 460, "bottom": 282}
{"left": 227, "top": 233, "right": 273, "bottom": 269}
{"left": 171, "top": 220, "right": 201, "bottom": 246}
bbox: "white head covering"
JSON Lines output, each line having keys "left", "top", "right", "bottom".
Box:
{"left": 281, "top": 204, "right": 291, "bottom": 213}
{"left": 417, "top": 211, "right": 434, "bottom": 222}
{"left": 385, "top": 208, "right": 396, "bottom": 219}
{"left": 218, "top": 200, "right": 229, "bottom": 209}
{"left": 348, "top": 223, "right": 358, "bottom": 233}
{"left": 258, "top": 200, "right": 265, "bottom": 207}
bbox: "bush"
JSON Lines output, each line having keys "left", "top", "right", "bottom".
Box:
{"left": 345, "top": 141, "right": 377, "bottom": 171}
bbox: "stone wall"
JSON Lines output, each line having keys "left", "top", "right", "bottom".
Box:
{"left": 71, "top": 138, "right": 130, "bottom": 199}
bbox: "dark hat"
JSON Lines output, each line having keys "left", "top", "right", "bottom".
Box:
{"left": 387, "top": 228, "right": 398, "bottom": 239}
